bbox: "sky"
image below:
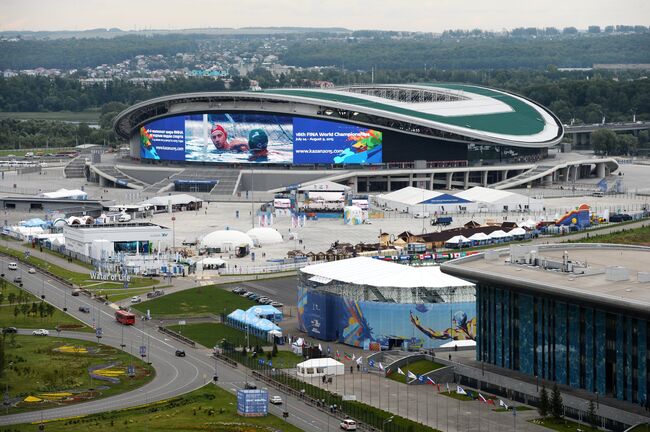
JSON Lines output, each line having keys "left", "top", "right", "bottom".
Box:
{"left": 1, "top": 0, "right": 649, "bottom": 33}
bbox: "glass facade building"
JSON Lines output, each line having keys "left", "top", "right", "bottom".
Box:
{"left": 476, "top": 283, "right": 648, "bottom": 407}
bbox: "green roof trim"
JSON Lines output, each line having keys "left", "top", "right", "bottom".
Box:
{"left": 263, "top": 84, "right": 548, "bottom": 137}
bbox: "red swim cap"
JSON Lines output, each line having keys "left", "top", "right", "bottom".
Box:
{"left": 211, "top": 124, "right": 227, "bottom": 139}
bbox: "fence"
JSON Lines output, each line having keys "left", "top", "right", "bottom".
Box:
{"left": 157, "top": 326, "right": 196, "bottom": 347}
{"left": 217, "top": 261, "right": 317, "bottom": 276}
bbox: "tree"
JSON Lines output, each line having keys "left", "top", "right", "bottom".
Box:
{"left": 0, "top": 292, "right": 4, "bottom": 306}
{"left": 46, "top": 303, "right": 55, "bottom": 318}
{"left": 591, "top": 129, "right": 618, "bottom": 155}
{"left": 272, "top": 341, "right": 278, "bottom": 357}
{"left": 550, "top": 383, "right": 564, "bottom": 419}
{"left": 587, "top": 399, "right": 597, "bottom": 430}
{"left": 538, "top": 386, "right": 550, "bottom": 417}
{"left": 0, "top": 336, "right": 5, "bottom": 378}
{"left": 616, "top": 134, "right": 638, "bottom": 155}
{"left": 7, "top": 292, "right": 16, "bottom": 306}
{"left": 13, "top": 305, "right": 19, "bottom": 320}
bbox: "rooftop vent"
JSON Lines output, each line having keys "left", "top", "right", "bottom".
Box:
{"left": 605, "top": 266, "right": 629, "bottom": 282}
{"left": 343, "top": 86, "right": 468, "bottom": 104}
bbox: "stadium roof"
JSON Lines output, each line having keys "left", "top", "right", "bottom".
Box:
{"left": 114, "top": 84, "right": 563, "bottom": 148}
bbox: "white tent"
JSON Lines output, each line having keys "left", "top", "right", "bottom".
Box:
{"left": 297, "top": 358, "right": 345, "bottom": 377}
{"left": 445, "top": 235, "right": 470, "bottom": 244}
{"left": 200, "top": 230, "right": 253, "bottom": 252}
{"left": 246, "top": 227, "right": 283, "bottom": 246}
{"left": 375, "top": 186, "right": 478, "bottom": 214}
{"left": 440, "top": 339, "right": 476, "bottom": 348}
{"left": 454, "top": 186, "right": 543, "bottom": 212}
{"left": 468, "top": 232, "right": 491, "bottom": 243}
{"left": 519, "top": 219, "right": 538, "bottom": 229}
{"left": 508, "top": 227, "right": 527, "bottom": 237}
{"left": 40, "top": 188, "right": 87, "bottom": 200}
{"left": 299, "top": 181, "right": 350, "bottom": 192}
{"left": 488, "top": 230, "right": 511, "bottom": 242}
{"left": 198, "top": 257, "right": 226, "bottom": 270}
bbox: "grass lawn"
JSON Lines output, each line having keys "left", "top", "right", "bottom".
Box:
{"left": 0, "top": 244, "right": 159, "bottom": 291}
{"left": 438, "top": 390, "right": 476, "bottom": 401}
{"left": 133, "top": 285, "right": 256, "bottom": 317}
{"left": 3, "top": 335, "right": 154, "bottom": 415}
{"left": 570, "top": 224, "right": 650, "bottom": 246}
{"left": 628, "top": 424, "right": 650, "bottom": 432}
{"left": 493, "top": 405, "right": 533, "bottom": 412}
{"left": 8, "top": 383, "right": 302, "bottom": 432}
{"left": 261, "top": 350, "right": 303, "bottom": 369}
{"left": 0, "top": 281, "right": 89, "bottom": 331}
{"left": 387, "top": 359, "right": 445, "bottom": 384}
{"left": 167, "top": 322, "right": 270, "bottom": 348}
{"left": 529, "top": 417, "right": 596, "bottom": 431}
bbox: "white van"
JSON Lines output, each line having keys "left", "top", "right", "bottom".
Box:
{"left": 8, "top": 262, "right": 18, "bottom": 270}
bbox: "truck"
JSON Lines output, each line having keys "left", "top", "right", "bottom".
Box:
{"left": 431, "top": 216, "right": 453, "bottom": 226}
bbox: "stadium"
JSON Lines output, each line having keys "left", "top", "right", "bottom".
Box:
{"left": 297, "top": 257, "right": 476, "bottom": 350}
{"left": 103, "top": 83, "right": 611, "bottom": 195}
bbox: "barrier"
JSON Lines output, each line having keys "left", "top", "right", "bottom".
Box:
{"left": 157, "top": 326, "right": 196, "bottom": 347}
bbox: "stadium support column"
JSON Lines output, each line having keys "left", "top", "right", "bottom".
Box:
{"left": 482, "top": 170, "right": 488, "bottom": 187}
{"left": 387, "top": 176, "right": 392, "bottom": 192}
{"left": 463, "top": 171, "right": 469, "bottom": 189}
{"left": 445, "top": 172, "right": 452, "bottom": 189}
{"left": 596, "top": 163, "right": 606, "bottom": 179}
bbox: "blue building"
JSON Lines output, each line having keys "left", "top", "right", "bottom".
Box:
{"left": 442, "top": 244, "right": 649, "bottom": 409}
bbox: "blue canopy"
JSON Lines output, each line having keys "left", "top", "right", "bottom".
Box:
{"left": 419, "top": 194, "right": 471, "bottom": 204}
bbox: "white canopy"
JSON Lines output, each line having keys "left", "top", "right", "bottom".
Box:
{"left": 246, "top": 227, "right": 283, "bottom": 245}
{"left": 141, "top": 194, "right": 202, "bottom": 207}
{"left": 440, "top": 339, "right": 476, "bottom": 348}
{"left": 468, "top": 232, "right": 491, "bottom": 241}
{"left": 199, "top": 257, "right": 226, "bottom": 266}
{"left": 297, "top": 358, "right": 344, "bottom": 369}
{"left": 297, "top": 358, "right": 345, "bottom": 377}
{"left": 446, "top": 235, "right": 471, "bottom": 244}
{"left": 508, "top": 227, "right": 527, "bottom": 236}
{"left": 377, "top": 186, "right": 443, "bottom": 206}
{"left": 301, "top": 257, "right": 474, "bottom": 289}
{"left": 519, "top": 219, "right": 538, "bottom": 229}
{"left": 201, "top": 230, "right": 253, "bottom": 250}
{"left": 40, "top": 188, "right": 87, "bottom": 200}
{"left": 489, "top": 230, "right": 510, "bottom": 238}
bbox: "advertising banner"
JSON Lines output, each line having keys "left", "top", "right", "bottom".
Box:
{"left": 140, "top": 113, "right": 382, "bottom": 165}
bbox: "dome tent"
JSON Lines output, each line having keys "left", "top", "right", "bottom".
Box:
{"left": 200, "top": 229, "right": 253, "bottom": 252}
{"left": 246, "top": 227, "right": 283, "bottom": 246}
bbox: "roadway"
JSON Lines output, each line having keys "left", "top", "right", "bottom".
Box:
{"left": 0, "top": 257, "right": 342, "bottom": 431}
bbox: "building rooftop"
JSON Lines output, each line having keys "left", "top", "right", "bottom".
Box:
{"left": 441, "top": 244, "right": 650, "bottom": 316}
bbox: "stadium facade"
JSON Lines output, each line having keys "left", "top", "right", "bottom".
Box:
{"left": 114, "top": 83, "right": 564, "bottom": 167}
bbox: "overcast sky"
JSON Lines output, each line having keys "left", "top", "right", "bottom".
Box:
{"left": 2, "top": 0, "right": 649, "bottom": 33}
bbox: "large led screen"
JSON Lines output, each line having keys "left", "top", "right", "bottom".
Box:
{"left": 139, "top": 113, "right": 382, "bottom": 164}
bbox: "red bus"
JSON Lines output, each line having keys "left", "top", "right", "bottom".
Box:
{"left": 115, "top": 310, "right": 136, "bottom": 325}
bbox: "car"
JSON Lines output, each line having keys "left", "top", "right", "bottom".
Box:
{"left": 13, "top": 276, "right": 22, "bottom": 284}
{"left": 78, "top": 306, "right": 90, "bottom": 313}
{"left": 28, "top": 267, "right": 36, "bottom": 274}
{"left": 244, "top": 382, "right": 257, "bottom": 390}
{"left": 269, "top": 395, "right": 283, "bottom": 405}
{"left": 131, "top": 296, "right": 142, "bottom": 303}
{"left": 175, "top": 349, "right": 186, "bottom": 357}
{"left": 2, "top": 327, "right": 17, "bottom": 334}
{"left": 231, "top": 287, "right": 244, "bottom": 294}
{"left": 256, "top": 297, "right": 269, "bottom": 303}
{"left": 71, "top": 289, "right": 82, "bottom": 296}
{"left": 239, "top": 291, "right": 251, "bottom": 296}
{"left": 249, "top": 294, "right": 261, "bottom": 301}
{"left": 8, "top": 262, "right": 17, "bottom": 270}
{"left": 340, "top": 419, "right": 357, "bottom": 430}
{"left": 246, "top": 293, "right": 257, "bottom": 298}
{"left": 32, "top": 329, "right": 49, "bottom": 336}
{"left": 270, "top": 302, "right": 284, "bottom": 308}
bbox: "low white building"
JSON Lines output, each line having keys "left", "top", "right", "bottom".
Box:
{"left": 63, "top": 222, "right": 172, "bottom": 263}
{"left": 296, "top": 358, "right": 345, "bottom": 377}
{"left": 453, "top": 186, "right": 544, "bottom": 213}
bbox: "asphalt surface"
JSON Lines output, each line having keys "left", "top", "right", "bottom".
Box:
{"left": 0, "top": 257, "right": 342, "bottom": 431}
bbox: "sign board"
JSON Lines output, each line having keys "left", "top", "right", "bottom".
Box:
{"left": 237, "top": 389, "right": 268, "bottom": 417}
{"left": 178, "top": 320, "right": 186, "bottom": 326}
{"left": 95, "top": 327, "right": 103, "bottom": 338}
{"left": 342, "top": 395, "right": 357, "bottom": 401}
{"left": 89, "top": 271, "right": 132, "bottom": 282}
{"left": 139, "top": 345, "right": 147, "bottom": 356}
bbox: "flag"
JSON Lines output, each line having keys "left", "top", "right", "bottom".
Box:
{"left": 478, "top": 393, "right": 488, "bottom": 403}
{"left": 267, "top": 360, "right": 272, "bottom": 367}
{"left": 397, "top": 367, "right": 405, "bottom": 376}
{"left": 597, "top": 178, "right": 608, "bottom": 192}
{"left": 426, "top": 377, "right": 436, "bottom": 386}
{"left": 418, "top": 375, "right": 425, "bottom": 384}
{"left": 437, "top": 383, "right": 441, "bottom": 392}
{"left": 344, "top": 352, "right": 353, "bottom": 361}
{"left": 499, "top": 399, "right": 509, "bottom": 410}
{"left": 446, "top": 383, "right": 450, "bottom": 393}
{"left": 351, "top": 353, "right": 356, "bottom": 361}
{"left": 336, "top": 350, "right": 340, "bottom": 360}
{"left": 318, "top": 343, "right": 322, "bottom": 352}
{"left": 327, "top": 346, "right": 331, "bottom": 355}
{"left": 407, "top": 370, "right": 417, "bottom": 381}
{"left": 356, "top": 356, "right": 363, "bottom": 365}
{"left": 457, "top": 385, "right": 467, "bottom": 395}
{"left": 378, "top": 362, "right": 385, "bottom": 371}
{"left": 368, "top": 359, "right": 375, "bottom": 368}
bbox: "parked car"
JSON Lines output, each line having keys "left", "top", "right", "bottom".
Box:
{"left": 231, "top": 287, "right": 244, "bottom": 294}
{"left": 71, "top": 289, "right": 82, "bottom": 296}
{"left": 239, "top": 291, "right": 251, "bottom": 297}
{"left": 175, "top": 349, "right": 186, "bottom": 357}
{"left": 78, "top": 306, "right": 90, "bottom": 313}
{"left": 28, "top": 267, "right": 36, "bottom": 274}
{"left": 249, "top": 294, "right": 261, "bottom": 301}
{"left": 2, "top": 327, "right": 17, "bottom": 334}
{"left": 257, "top": 297, "right": 269, "bottom": 303}
{"left": 8, "top": 262, "right": 17, "bottom": 270}
{"left": 270, "top": 302, "right": 284, "bottom": 308}
{"left": 340, "top": 419, "right": 357, "bottom": 430}
{"left": 131, "top": 296, "right": 142, "bottom": 303}
{"left": 32, "top": 329, "right": 49, "bottom": 336}
{"left": 269, "top": 395, "right": 283, "bottom": 405}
